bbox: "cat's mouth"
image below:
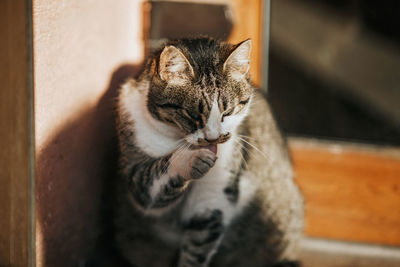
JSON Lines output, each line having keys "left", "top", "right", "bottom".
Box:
{"left": 188, "top": 133, "right": 231, "bottom": 155}
{"left": 190, "top": 144, "right": 218, "bottom": 155}
{"left": 201, "top": 144, "right": 218, "bottom": 155}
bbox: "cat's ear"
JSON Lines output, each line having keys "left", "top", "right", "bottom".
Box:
{"left": 159, "top": 46, "right": 194, "bottom": 84}
{"left": 223, "top": 39, "right": 251, "bottom": 79}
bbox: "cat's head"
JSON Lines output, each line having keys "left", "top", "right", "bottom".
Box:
{"left": 146, "top": 38, "right": 253, "bottom": 146}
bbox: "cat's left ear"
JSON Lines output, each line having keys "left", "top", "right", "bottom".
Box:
{"left": 223, "top": 39, "right": 251, "bottom": 79}
{"left": 159, "top": 45, "right": 194, "bottom": 84}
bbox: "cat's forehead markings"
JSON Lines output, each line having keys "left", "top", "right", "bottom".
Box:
{"left": 209, "top": 73, "right": 217, "bottom": 87}
{"left": 199, "top": 73, "right": 217, "bottom": 90}
{"left": 201, "top": 90, "right": 212, "bottom": 111}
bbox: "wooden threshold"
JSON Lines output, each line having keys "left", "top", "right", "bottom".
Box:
{"left": 290, "top": 138, "right": 400, "bottom": 246}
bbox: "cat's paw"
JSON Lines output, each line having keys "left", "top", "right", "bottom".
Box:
{"left": 187, "top": 149, "right": 217, "bottom": 179}
{"left": 169, "top": 148, "right": 217, "bottom": 180}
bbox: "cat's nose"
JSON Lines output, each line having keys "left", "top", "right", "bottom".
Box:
{"left": 199, "top": 133, "right": 231, "bottom": 145}
{"left": 204, "top": 127, "right": 219, "bottom": 141}
{"left": 204, "top": 138, "right": 219, "bottom": 144}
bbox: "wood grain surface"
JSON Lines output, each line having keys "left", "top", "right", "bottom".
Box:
{"left": 290, "top": 139, "right": 400, "bottom": 246}
{"left": 0, "top": 0, "right": 34, "bottom": 266}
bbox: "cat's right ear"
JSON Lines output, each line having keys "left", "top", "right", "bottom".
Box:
{"left": 159, "top": 46, "right": 194, "bottom": 84}
{"left": 223, "top": 39, "right": 251, "bottom": 80}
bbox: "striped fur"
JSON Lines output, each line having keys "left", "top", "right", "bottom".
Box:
{"left": 115, "top": 37, "right": 304, "bottom": 267}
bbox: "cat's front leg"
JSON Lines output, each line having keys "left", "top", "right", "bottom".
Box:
{"left": 177, "top": 143, "right": 237, "bottom": 267}
{"left": 171, "top": 149, "right": 224, "bottom": 267}
{"left": 127, "top": 147, "right": 217, "bottom": 212}
{"left": 152, "top": 148, "right": 217, "bottom": 209}
{"left": 178, "top": 209, "right": 224, "bottom": 267}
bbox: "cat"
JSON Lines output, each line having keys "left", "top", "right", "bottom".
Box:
{"left": 114, "top": 37, "right": 304, "bottom": 267}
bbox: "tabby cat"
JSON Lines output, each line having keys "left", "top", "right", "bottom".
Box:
{"left": 115, "top": 37, "right": 303, "bottom": 267}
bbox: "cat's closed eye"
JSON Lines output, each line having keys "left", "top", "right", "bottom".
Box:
{"left": 221, "top": 98, "right": 250, "bottom": 121}
{"left": 181, "top": 109, "right": 200, "bottom": 120}
{"left": 222, "top": 108, "right": 235, "bottom": 121}
{"left": 156, "top": 103, "right": 183, "bottom": 110}
{"left": 239, "top": 98, "right": 250, "bottom": 105}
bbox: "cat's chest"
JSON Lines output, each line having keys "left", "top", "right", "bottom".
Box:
{"left": 182, "top": 137, "right": 241, "bottom": 222}
{"left": 199, "top": 137, "right": 236, "bottom": 183}
{"left": 153, "top": 139, "right": 239, "bottom": 244}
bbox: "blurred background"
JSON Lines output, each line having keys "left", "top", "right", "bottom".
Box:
{"left": 1, "top": 0, "right": 399, "bottom": 266}
{"left": 269, "top": 0, "right": 400, "bottom": 146}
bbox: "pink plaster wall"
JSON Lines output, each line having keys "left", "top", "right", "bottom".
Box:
{"left": 33, "top": 1, "right": 144, "bottom": 266}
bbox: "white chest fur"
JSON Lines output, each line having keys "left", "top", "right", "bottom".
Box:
{"left": 182, "top": 136, "right": 256, "bottom": 225}
{"left": 120, "top": 82, "right": 182, "bottom": 157}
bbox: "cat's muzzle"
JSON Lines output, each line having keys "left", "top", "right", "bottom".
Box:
{"left": 197, "top": 133, "right": 231, "bottom": 146}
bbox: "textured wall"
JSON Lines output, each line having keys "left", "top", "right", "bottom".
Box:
{"left": 33, "top": 1, "right": 143, "bottom": 266}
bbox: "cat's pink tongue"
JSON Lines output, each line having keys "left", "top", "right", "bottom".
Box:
{"left": 203, "top": 144, "right": 218, "bottom": 155}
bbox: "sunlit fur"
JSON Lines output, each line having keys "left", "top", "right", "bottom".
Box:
{"left": 115, "top": 37, "right": 303, "bottom": 267}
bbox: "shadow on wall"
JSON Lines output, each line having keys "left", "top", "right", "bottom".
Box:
{"left": 36, "top": 64, "right": 140, "bottom": 267}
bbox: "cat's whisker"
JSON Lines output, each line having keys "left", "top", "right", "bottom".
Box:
{"left": 160, "top": 141, "right": 188, "bottom": 174}
{"left": 169, "top": 144, "right": 186, "bottom": 165}
{"left": 233, "top": 138, "right": 249, "bottom": 169}
{"left": 174, "top": 138, "right": 187, "bottom": 146}
{"left": 236, "top": 135, "right": 262, "bottom": 163}
{"left": 176, "top": 141, "right": 190, "bottom": 157}
{"left": 237, "top": 137, "right": 269, "bottom": 160}
{"left": 176, "top": 143, "right": 192, "bottom": 176}
{"left": 167, "top": 141, "right": 191, "bottom": 174}
{"left": 234, "top": 137, "right": 254, "bottom": 164}
{"left": 161, "top": 161, "right": 169, "bottom": 175}
{"left": 237, "top": 134, "right": 256, "bottom": 141}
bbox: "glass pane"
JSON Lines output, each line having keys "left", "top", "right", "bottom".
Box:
{"left": 268, "top": 0, "right": 400, "bottom": 145}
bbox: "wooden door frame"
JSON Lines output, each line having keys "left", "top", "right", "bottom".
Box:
{"left": 0, "top": 0, "right": 35, "bottom": 266}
